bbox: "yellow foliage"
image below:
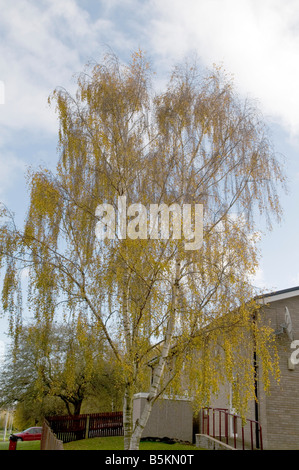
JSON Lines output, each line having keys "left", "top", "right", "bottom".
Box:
{"left": 0, "top": 50, "right": 286, "bottom": 441}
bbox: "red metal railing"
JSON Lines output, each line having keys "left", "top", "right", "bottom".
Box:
{"left": 201, "top": 407, "right": 263, "bottom": 450}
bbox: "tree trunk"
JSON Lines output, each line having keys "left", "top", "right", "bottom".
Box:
{"left": 60, "top": 396, "right": 83, "bottom": 416}
{"left": 128, "top": 326, "right": 173, "bottom": 450}
{"left": 128, "top": 260, "right": 180, "bottom": 450}
{"left": 73, "top": 399, "right": 83, "bottom": 416}
{"left": 123, "top": 384, "right": 134, "bottom": 450}
{"left": 129, "top": 394, "right": 154, "bottom": 450}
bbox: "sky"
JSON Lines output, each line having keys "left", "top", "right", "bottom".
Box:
{"left": 0, "top": 0, "right": 299, "bottom": 350}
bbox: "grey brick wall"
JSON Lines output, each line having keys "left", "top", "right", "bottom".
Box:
{"left": 205, "top": 294, "right": 299, "bottom": 450}
{"left": 258, "top": 296, "right": 299, "bottom": 450}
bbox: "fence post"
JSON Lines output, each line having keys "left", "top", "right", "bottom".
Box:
{"left": 85, "top": 415, "right": 90, "bottom": 440}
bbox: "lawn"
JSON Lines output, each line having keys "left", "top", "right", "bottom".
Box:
{"left": 0, "top": 437, "right": 201, "bottom": 451}
{"left": 63, "top": 436, "right": 201, "bottom": 451}
{"left": 0, "top": 435, "right": 202, "bottom": 451}
{"left": 0, "top": 440, "right": 41, "bottom": 450}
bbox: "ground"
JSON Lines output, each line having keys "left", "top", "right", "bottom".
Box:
{"left": 0, "top": 436, "right": 202, "bottom": 450}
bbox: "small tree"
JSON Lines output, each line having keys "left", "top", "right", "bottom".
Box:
{"left": 0, "top": 50, "right": 285, "bottom": 449}
{"left": 13, "top": 397, "right": 65, "bottom": 430}
{"left": 0, "top": 321, "right": 117, "bottom": 416}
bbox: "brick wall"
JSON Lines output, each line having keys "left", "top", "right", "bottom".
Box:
{"left": 205, "top": 294, "right": 299, "bottom": 449}
{"left": 258, "top": 296, "right": 299, "bottom": 450}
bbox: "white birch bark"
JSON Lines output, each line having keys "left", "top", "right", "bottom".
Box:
{"left": 128, "top": 260, "right": 180, "bottom": 450}
{"left": 122, "top": 263, "right": 134, "bottom": 450}
{"left": 123, "top": 385, "right": 134, "bottom": 450}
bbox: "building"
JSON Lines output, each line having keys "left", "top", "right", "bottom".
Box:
{"left": 203, "top": 286, "right": 299, "bottom": 450}
{"left": 133, "top": 286, "right": 299, "bottom": 450}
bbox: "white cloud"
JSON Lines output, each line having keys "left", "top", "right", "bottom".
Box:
{"left": 0, "top": 0, "right": 131, "bottom": 135}
{"left": 148, "top": 0, "right": 299, "bottom": 137}
{"left": 2, "top": 0, "right": 298, "bottom": 142}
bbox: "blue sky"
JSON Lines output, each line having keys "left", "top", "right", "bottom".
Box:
{"left": 0, "top": 0, "right": 299, "bottom": 351}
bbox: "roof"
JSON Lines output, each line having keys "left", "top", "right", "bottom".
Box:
{"left": 257, "top": 286, "right": 299, "bottom": 304}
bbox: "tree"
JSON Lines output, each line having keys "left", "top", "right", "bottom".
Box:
{"left": 12, "top": 396, "right": 65, "bottom": 431}
{"left": 0, "top": 50, "right": 285, "bottom": 449}
{"left": 0, "top": 320, "right": 120, "bottom": 416}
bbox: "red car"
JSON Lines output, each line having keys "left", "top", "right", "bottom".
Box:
{"left": 11, "top": 426, "right": 43, "bottom": 441}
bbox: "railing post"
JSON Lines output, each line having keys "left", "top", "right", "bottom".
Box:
{"left": 233, "top": 415, "right": 237, "bottom": 449}
{"left": 225, "top": 410, "right": 228, "bottom": 445}
{"left": 259, "top": 424, "right": 263, "bottom": 450}
{"left": 207, "top": 409, "right": 210, "bottom": 436}
{"left": 212, "top": 409, "right": 215, "bottom": 439}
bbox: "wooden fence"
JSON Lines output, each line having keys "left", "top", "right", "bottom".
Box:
{"left": 40, "top": 420, "right": 64, "bottom": 450}
{"left": 46, "top": 411, "right": 123, "bottom": 443}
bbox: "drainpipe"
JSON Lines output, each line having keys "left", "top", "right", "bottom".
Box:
{"left": 252, "top": 310, "right": 260, "bottom": 449}
{"left": 253, "top": 349, "right": 260, "bottom": 449}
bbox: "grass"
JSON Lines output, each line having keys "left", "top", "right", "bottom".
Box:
{"left": 63, "top": 436, "right": 201, "bottom": 451}
{"left": 0, "top": 435, "right": 202, "bottom": 451}
{"left": 0, "top": 440, "right": 41, "bottom": 450}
